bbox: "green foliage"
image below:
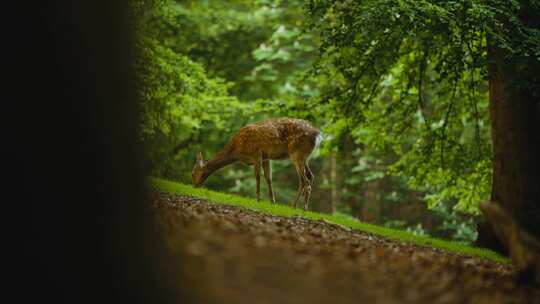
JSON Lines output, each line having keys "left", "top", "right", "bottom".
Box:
{"left": 303, "top": 0, "right": 540, "bottom": 212}
{"left": 247, "top": 3, "right": 319, "bottom": 101}
{"left": 136, "top": 1, "right": 248, "bottom": 179}
{"left": 144, "top": 0, "right": 296, "bottom": 100}
{"left": 147, "top": 1, "right": 315, "bottom": 100}
{"left": 139, "top": 38, "right": 240, "bottom": 140}
{"left": 406, "top": 223, "right": 429, "bottom": 237}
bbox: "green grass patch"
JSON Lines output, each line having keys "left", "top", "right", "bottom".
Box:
{"left": 151, "top": 177, "right": 508, "bottom": 264}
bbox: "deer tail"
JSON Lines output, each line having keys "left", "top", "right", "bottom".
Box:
{"left": 315, "top": 132, "right": 323, "bottom": 150}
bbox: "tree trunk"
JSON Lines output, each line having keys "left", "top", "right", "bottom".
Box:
{"left": 361, "top": 180, "right": 382, "bottom": 224}
{"left": 482, "top": 40, "right": 540, "bottom": 249}
{"left": 330, "top": 154, "right": 338, "bottom": 214}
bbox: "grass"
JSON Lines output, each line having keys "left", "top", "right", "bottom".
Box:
{"left": 151, "top": 177, "right": 509, "bottom": 264}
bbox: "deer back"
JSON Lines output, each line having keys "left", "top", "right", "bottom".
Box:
{"left": 228, "top": 118, "right": 319, "bottom": 162}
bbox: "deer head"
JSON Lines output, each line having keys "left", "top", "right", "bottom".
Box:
{"left": 192, "top": 151, "right": 207, "bottom": 187}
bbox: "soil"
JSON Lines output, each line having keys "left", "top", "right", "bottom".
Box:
{"left": 153, "top": 192, "right": 540, "bottom": 304}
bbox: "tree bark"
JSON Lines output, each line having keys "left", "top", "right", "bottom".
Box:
{"left": 361, "top": 180, "right": 382, "bottom": 224}
{"left": 330, "top": 154, "right": 338, "bottom": 214}
{"left": 483, "top": 40, "right": 540, "bottom": 248}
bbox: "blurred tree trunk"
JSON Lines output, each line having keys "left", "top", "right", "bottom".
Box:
{"left": 361, "top": 180, "right": 382, "bottom": 224}
{"left": 480, "top": 34, "right": 540, "bottom": 251}
{"left": 330, "top": 154, "right": 339, "bottom": 214}
{"left": 315, "top": 155, "right": 336, "bottom": 214}
{"left": 8, "top": 1, "right": 186, "bottom": 302}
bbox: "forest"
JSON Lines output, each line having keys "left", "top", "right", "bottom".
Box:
{"left": 137, "top": 0, "right": 538, "bottom": 245}
{"left": 134, "top": 0, "right": 540, "bottom": 303}
{"left": 8, "top": 0, "right": 540, "bottom": 303}
{"left": 132, "top": 1, "right": 540, "bottom": 299}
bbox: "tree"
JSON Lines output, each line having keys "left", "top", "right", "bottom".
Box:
{"left": 135, "top": 1, "right": 247, "bottom": 180}
{"left": 487, "top": 9, "right": 540, "bottom": 240}
{"left": 305, "top": 0, "right": 540, "bottom": 244}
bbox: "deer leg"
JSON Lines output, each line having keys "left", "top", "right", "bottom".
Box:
{"left": 292, "top": 161, "right": 308, "bottom": 209}
{"left": 254, "top": 152, "right": 262, "bottom": 201}
{"left": 293, "top": 172, "right": 304, "bottom": 209}
{"left": 305, "top": 164, "right": 314, "bottom": 186}
{"left": 262, "top": 160, "right": 275, "bottom": 204}
{"left": 303, "top": 163, "right": 314, "bottom": 211}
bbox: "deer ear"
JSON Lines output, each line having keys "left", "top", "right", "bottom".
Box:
{"left": 197, "top": 151, "right": 204, "bottom": 161}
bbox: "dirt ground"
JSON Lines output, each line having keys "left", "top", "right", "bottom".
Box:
{"left": 153, "top": 192, "right": 540, "bottom": 304}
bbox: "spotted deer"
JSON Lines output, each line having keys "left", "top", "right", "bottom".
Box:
{"left": 192, "top": 118, "right": 321, "bottom": 210}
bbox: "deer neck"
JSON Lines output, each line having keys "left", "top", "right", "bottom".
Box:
{"left": 203, "top": 148, "right": 236, "bottom": 180}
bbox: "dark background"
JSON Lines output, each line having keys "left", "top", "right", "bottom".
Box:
{"left": 5, "top": 2, "right": 182, "bottom": 303}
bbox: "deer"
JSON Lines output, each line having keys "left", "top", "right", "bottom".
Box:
{"left": 192, "top": 118, "right": 321, "bottom": 211}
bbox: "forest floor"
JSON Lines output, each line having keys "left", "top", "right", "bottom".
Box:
{"left": 153, "top": 191, "right": 540, "bottom": 304}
